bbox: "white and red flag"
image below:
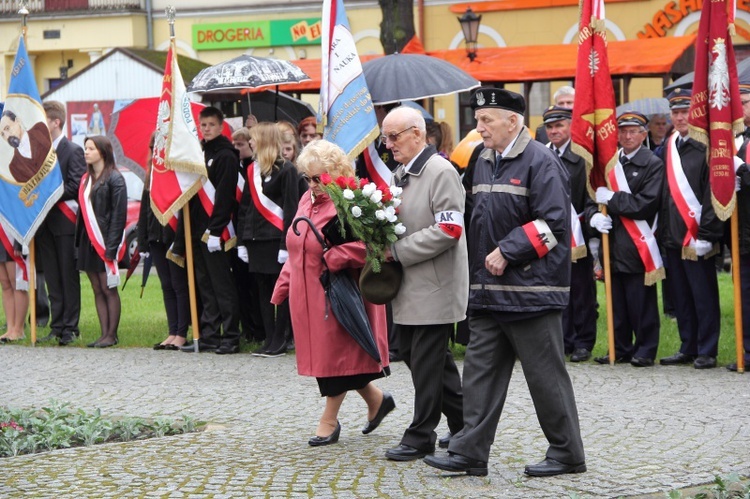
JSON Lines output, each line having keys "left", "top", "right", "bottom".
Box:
{"left": 150, "top": 38, "right": 207, "bottom": 225}
{"left": 688, "top": 0, "right": 744, "bottom": 221}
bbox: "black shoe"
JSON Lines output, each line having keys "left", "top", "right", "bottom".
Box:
{"left": 630, "top": 357, "right": 654, "bottom": 367}
{"left": 216, "top": 344, "right": 240, "bottom": 355}
{"left": 659, "top": 352, "right": 696, "bottom": 365}
{"left": 726, "top": 362, "right": 741, "bottom": 372}
{"left": 438, "top": 432, "right": 453, "bottom": 449}
{"left": 385, "top": 444, "right": 433, "bottom": 461}
{"left": 308, "top": 421, "right": 341, "bottom": 447}
{"left": 524, "top": 458, "right": 586, "bottom": 477}
{"left": 258, "top": 346, "right": 286, "bottom": 358}
{"left": 180, "top": 342, "right": 218, "bottom": 353}
{"left": 594, "top": 355, "right": 631, "bottom": 365}
{"left": 38, "top": 332, "right": 61, "bottom": 343}
{"left": 694, "top": 355, "right": 717, "bottom": 369}
{"left": 153, "top": 343, "right": 167, "bottom": 350}
{"left": 251, "top": 345, "right": 271, "bottom": 357}
{"left": 424, "top": 452, "right": 488, "bottom": 476}
{"left": 570, "top": 348, "right": 591, "bottom": 362}
{"left": 58, "top": 335, "right": 75, "bottom": 346}
{"left": 388, "top": 351, "right": 402, "bottom": 362}
{"left": 362, "top": 391, "right": 395, "bottom": 434}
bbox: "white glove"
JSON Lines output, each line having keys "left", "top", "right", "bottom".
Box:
{"left": 139, "top": 251, "right": 150, "bottom": 259}
{"left": 207, "top": 235, "right": 221, "bottom": 253}
{"left": 590, "top": 213, "right": 613, "bottom": 234}
{"left": 694, "top": 239, "right": 713, "bottom": 257}
{"left": 595, "top": 187, "right": 615, "bottom": 205}
{"left": 107, "top": 272, "right": 120, "bottom": 289}
{"left": 736, "top": 175, "right": 742, "bottom": 192}
{"left": 237, "top": 246, "right": 249, "bottom": 263}
{"left": 277, "top": 249, "right": 289, "bottom": 264}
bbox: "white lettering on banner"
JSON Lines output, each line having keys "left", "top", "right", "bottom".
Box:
{"left": 327, "top": 24, "right": 362, "bottom": 105}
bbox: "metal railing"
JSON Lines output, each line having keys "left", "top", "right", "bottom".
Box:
{"left": 0, "top": 0, "right": 145, "bottom": 15}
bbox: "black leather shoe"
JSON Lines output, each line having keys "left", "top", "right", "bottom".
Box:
{"left": 659, "top": 352, "right": 696, "bottom": 365}
{"left": 388, "top": 351, "right": 402, "bottom": 362}
{"left": 308, "top": 421, "right": 340, "bottom": 447}
{"left": 570, "top": 348, "right": 591, "bottom": 362}
{"left": 216, "top": 344, "right": 240, "bottom": 355}
{"left": 523, "top": 458, "right": 586, "bottom": 477}
{"left": 630, "top": 357, "right": 654, "bottom": 367}
{"left": 58, "top": 335, "right": 75, "bottom": 346}
{"left": 424, "top": 452, "right": 488, "bottom": 476}
{"left": 726, "top": 362, "right": 740, "bottom": 372}
{"left": 385, "top": 444, "right": 433, "bottom": 461}
{"left": 180, "top": 343, "right": 218, "bottom": 353}
{"left": 438, "top": 432, "right": 453, "bottom": 449}
{"left": 38, "top": 332, "right": 60, "bottom": 343}
{"left": 362, "top": 391, "right": 395, "bottom": 434}
{"left": 694, "top": 355, "right": 717, "bottom": 369}
{"left": 594, "top": 355, "right": 631, "bottom": 365}
{"left": 153, "top": 343, "right": 167, "bottom": 350}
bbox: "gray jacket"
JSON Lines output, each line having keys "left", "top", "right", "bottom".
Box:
{"left": 391, "top": 145, "right": 469, "bottom": 325}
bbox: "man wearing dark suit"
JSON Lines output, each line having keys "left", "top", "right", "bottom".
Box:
{"left": 534, "top": 85, "right": 575, "bottom": 144}
{"left": 543, "top": 105, "right": 597, "bottom": 362}
{"left": 37, "top": 101, "right": 85, "bottom": 345}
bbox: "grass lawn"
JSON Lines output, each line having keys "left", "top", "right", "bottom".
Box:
{"left": 0, "top": 271, "right": 744, "bottom": 365}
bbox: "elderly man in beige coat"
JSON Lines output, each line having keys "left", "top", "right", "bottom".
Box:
{"left": 382, "top": 106, "right": 469, "bottom": 462}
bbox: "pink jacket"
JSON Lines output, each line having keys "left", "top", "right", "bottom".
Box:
{"left": 271, "top": 192, "right": 389, "bottom": 378}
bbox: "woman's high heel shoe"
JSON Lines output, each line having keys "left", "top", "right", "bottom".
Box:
{"left": 308, "top": 421, "right": 341, "bottom": 447}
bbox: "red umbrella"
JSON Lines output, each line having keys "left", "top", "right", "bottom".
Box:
{"left": 106, "top": 97, "right": 232, "bottom": 176}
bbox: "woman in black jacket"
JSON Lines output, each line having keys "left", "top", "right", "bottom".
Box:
{"left": 139, "top": 133, "right": 190, "bottom": 350}
{"left": 76, "top": 136, "right": 127, "bottom": 348}
{"left": 237, "top": 122, "right": 301, "bottom": 357}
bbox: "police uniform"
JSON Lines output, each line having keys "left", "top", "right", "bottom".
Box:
{"left": 543, "top": 106, "right": 597, "bottom": 360}
{"left": 587, "top": 111, "right": 664, "bottom": 366}
{"left": 658, "top": 90, "right": 723, "bottom": 368}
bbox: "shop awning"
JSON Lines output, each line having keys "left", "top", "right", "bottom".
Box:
{"left": 248, "top": 35, "right": 695, "bottom": 94}
{"left": 428, "top": 35, "right": 696, "bottom": 83}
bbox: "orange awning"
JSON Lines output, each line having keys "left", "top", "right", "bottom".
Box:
{"left": 428, "top": 35, "right": 696, "bottom": 83}
{"left": 245, "top": 35, "right": 695, "bottom": 94}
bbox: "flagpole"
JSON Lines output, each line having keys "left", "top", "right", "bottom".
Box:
{"left": 731, "top": 212, "right": 744, "bottom": 372}
{"left": 182, "top": 205, "right": 201, "bottom": 352}
{"left": 601, "top": 208, "right": 616, "bottom": 365}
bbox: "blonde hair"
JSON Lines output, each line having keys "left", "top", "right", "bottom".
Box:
{"left": 296, "top": 139, "right": 354, "bottom": 179}
{"left": 280, "top": 131, "right": 299, "bottom": 162}
{"left": 249, "top": 122, "right": 283, "bottom": 176}
{"left": 232, "top": 127, "right": 251, "bottom": 142}
{"left": 438, "top": 122, "right": 454, "bottom": 156}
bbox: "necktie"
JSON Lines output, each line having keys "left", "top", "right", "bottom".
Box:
{"left": 554, "top": 147, "right": 561, "bottom": 156}
{"left": 620, "top": 153, "right": 629, "bottom": 166}
{"left": 494, "top": 153, "right": 502, "bottom": 178}
{"left": 676, "top": 137, "right": 683, "bottom": 149}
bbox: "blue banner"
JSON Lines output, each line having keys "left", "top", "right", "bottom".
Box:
{"left": 0, "top": 36, "right": 63, "bottom": 245}
{"left": 319, "top": 0, "right": 379, "bottom": 159}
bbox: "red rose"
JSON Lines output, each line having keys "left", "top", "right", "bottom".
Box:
{"left": 360, "top": 178, "right": 370, "bottom": 187}
{"left": 335, "top": 176, "right": 348, "bottom": 188}
{"left": 381, "top": 189, "right": 392, "bottom": 202}
{"left": 320, "top": 173, "right": 332, "bottom": 185}
{"left": 346, "top": 177, "right": 358, "bottom": 190}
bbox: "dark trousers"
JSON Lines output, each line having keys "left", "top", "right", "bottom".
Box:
{"left": 193, "top": 241, "right": 240, "bottom": 347}
{"left": 252, "top": 272, "right": 289, "bottom": 352}
{"left": 450, "top": 311, "right": 585, "bottom": 464}
{"left": 232, "top": 252, "right": 265, "bottom": 341}
{"left": 665, "top": 249, "right": 720, "bottom": 357}
{"left": 611, "top": 271, "right": 660, "bottom": 360}
{"left": 562, "top": 254, "right": 597, "bottom": 353}
{"left": 151, "top": 242, "right": 189, "bottom": 338}
{"left": 35, "top": 225, "right": 79, "bottom": 338}
{"left": 738, "top": 254, "right": 750, "bottom": 362}
{"left": 396, "top": 322, "right": 463, "bottom": 451}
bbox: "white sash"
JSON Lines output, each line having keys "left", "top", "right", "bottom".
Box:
{"left": 248, "top": 161, "right": 284, "bottom": 231}
{"left": 570, "top": 206, "right": 587, "bottom": 261}
{"left": 666, "top": 133, "right": 702, "bottom": 254}
{"left": 363, "top": 143, "right": 392, "bottom": 187}
{"left": 80, "top": 174, "right": 125, "bottom": 288}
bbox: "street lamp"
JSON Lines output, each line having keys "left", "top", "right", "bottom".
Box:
{"left": 458, "top": 7, "right": 481, "bottom": 62}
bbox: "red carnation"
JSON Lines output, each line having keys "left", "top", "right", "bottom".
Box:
{"left": 335, "top": 176, "right": 348, "bottom": 188}
{"left": 346, "top": 177, "right": 358, "bottom": 190}
{"left": 360, "top": 178, "right": 370, "bottom": 187}
{"left": 320, "top": 173, "right": 332, "bottom": 185}
{"left": 381, "top": 188, "right": 393, "bottom": 202}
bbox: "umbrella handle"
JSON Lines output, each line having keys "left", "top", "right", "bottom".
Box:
{"left": 292, "top": 216, "right": 328, "bottom": 250}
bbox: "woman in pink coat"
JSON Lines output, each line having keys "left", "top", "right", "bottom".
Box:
{"left": 271, "top": 139, "right": 394, "bottom": 447}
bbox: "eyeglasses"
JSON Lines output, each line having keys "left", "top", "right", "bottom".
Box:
{"left": 301, "top": 173, "right": 322, "bottom": 184}
{"left": 380, "top": 126, "right": 416, "bottom": 144}
{"left": 618, "top": 128, "right": 646, "bottom": 136}
{"left": 742, "top": 100, "right": 750, "bottom": 106}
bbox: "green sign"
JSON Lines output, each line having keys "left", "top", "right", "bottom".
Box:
{"left": 192, "top": 19, "right": 322, "bottom": 50}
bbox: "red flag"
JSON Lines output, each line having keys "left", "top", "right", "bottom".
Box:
{"left": 570, "top": 0, "right": 619, "bottom": 198}
{"left": 688, "top": 0, "right": 744, "bottom": 221}
{"left": 150, "top": 39, "right": 207, "bottom": 225}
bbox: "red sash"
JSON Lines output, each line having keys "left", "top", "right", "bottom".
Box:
{"left": 665, "top": 132, "right": 702, "bottom": 259}
{"left": 248, "top": 161, "right": 284, "bottom": 232}
{"left": 363, "top": 143, "right": 392, "bottom": 188}
{"left": 196, "top": 177, "right": 237, "bottom": 249}
{"left": 78, "top": 173, "right": 126, "bottom": 281}
{"left": 608, "top": 154, "right": 665, "bottom": 285}
{"left": 56, "top": 200, "right": 78, "bottom": 225}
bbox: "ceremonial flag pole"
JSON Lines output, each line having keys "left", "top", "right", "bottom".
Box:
{"left": 570, "top": 0, "right": 620, "bottom": 365}
{"left": 151, "top": 6, "right": 208, "bottom": 352}
{"left": 319, "top": 0, "right": 379, "bottom": 159}
{"left": 688, "top": 0, "right": 744, "bottom": 373}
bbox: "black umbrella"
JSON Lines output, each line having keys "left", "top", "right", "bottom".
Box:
{"left": 187, "top": 55, "right": 310, "bottom": 93}
{"left": 362, "top": 53, "right": 480, "bottom": 105}
{"left": 292, "top": 216, "right": 383, "bottom": 367}
{"left": 140, "top": 254, "right": 153, "bottom": 298}
{"left": 246, "top": 89, "right": 315, "bottom": 125}
{"left": 121, "top": 247, "right": 141, "bottom": 290}
{"left": 664, "top": 58, "right": 750, "bottom": 93}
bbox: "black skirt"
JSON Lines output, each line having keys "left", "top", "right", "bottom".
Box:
{"left": 316, "top": 366, "right": 390, "bottom": 397}
{"left": 76, "top": 230, "right": 106, "bottom": 273}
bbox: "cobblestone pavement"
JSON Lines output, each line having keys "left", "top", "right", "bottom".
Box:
{"left": 1, "top": 346, "right": 748, "bottom": 498}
